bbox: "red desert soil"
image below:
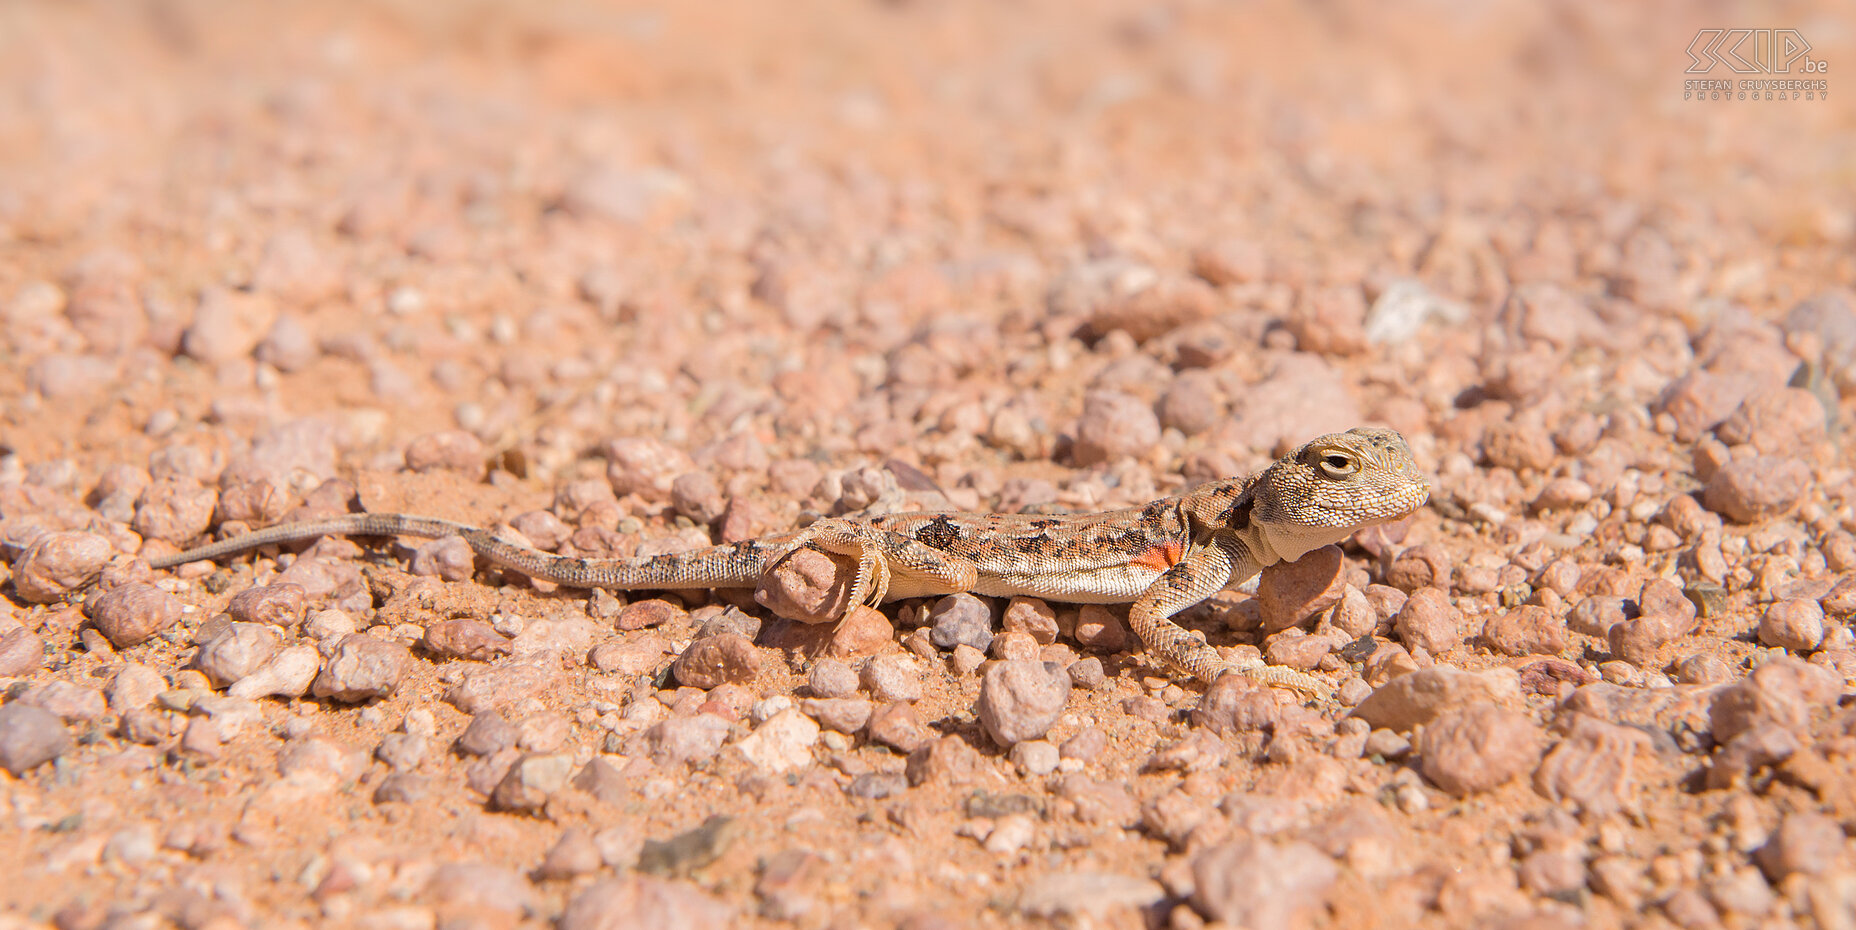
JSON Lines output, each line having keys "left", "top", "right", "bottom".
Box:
{"left": 1, "top": 1, "right": 1854, "bottom": 927}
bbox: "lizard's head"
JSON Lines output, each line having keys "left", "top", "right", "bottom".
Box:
{"left": 1250, "top": 427, "right": 1430, "bottom": 551}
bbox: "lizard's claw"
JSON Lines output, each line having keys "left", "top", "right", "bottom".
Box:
{"left": 844, "top": 546, "right": 889, "bottom": 611}
{"left": 859, "top": 549, "right": 890, "bottom": 608}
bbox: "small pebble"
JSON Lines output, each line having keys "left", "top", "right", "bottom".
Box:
{"left": 1416, "top": 705, "right": 1544, "bottom": 797}
{"left": 227, "top": 583, "right": 308, "bottom": 630}
{"left": 1758, "top": 599, "right": 1825, "bottom": 652}
{"left": 1009, "top": 739, "right": 1060, "bottom": 776}
{"left": 860, "top": 654, "right": 925, "bottom": 703}
{"left": 807, "top": 658, "right": 858, "bottom": 698}
{"left": 929, "top": 593, "right": 994, "bottom": 651}
{"left": 12, "top": 531, "right": 113, "bottom": 603}
{"left": 976, "top": 659, "right": 1071, "bottom": 746}
{"left": 1393, "top": 587, "right": 1462, "bottom": 655}
{"left": 85, "top": 582, "right": 182, "bottom": 648}
{"left": 672, "top": 633, "right": 760, "bottom": 689}
{"left": 310, "top": 633, "right": 413, "bottom": 702}
{"left": 193, "top": 622, "right": 282, "bottom": 689}
{"left": 403, "top": 430, "right": 486, "bottom": 474}
{"left": 0, "top": 703, "right": 71, "bottom": 775}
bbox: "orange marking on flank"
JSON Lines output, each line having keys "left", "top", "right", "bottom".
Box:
{"left": 1130, "top": 543, "right": 1184, "bottom": 572}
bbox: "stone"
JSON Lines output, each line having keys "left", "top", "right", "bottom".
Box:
{"left": 1703, "top": 456, "right": 1811, "bottom": 523}
{"left": 755, "top": 547, "right": 852, "bottom": 623}
{"left": 672, "top": 633, "right": 760, "bottom": 689}
{"left": 806, "top": 658, "right": 858, "bottom": 698}
{"left": 1759, "top": 599, "right": 1826, "bottom": 652}
{"left": 559, "top": 876, "right": 731, "bottom": 930}
{"left": 1070, "top": 390, "right": 1161, "bottom": 466}
{"left": 310, "top": 633, "right": 413, "bottom": 702}
{"left": 1716, "top": 387, "right": 1829, "bottom": 456}
{"left": 1349, "top": 667, "right": 1523, "bottom": 732}
{"left": 85, "top": 582, "right": 181, "bottom": 648}
{"left": 865, "top": 701, "right": 929, "bottom": 752}
{"left": 1607, "top": 612, "right": 1685, "bottom": 667}
{"left": 403, "top": 430, "right": 485, "bottom": 474}
{"left": 616, "top": 598, "right": 685, "bottom": 631}
{"left": 1654, "top": 371, "right": 1754, "bottom": 442}
{"left": 731, "top": 708, "right": 819, "bottom": 773}
{"left": 1072, "top": 605, "right": 1129, "bottom": 651}
{"left": 823, "top": 606, "right": 895, "bottom": 659}
{"left": 1482, "top": 421, "right": 1557, "bottom": 471}
{"left": 426, "top": 862, "right": 535, "bottom": 924}
{"left": 572, "top": 757, "right": 629, "bottom": 804}
{"left": 0, "top": 627, "right": 44, "bottom": 677}
{"left": 12, "top": 531, "right": 113, "bottom": 603}
{"left": 859, "top": 654, "right": 925, "bottom": 703}
{"left": 605, "top": 437, "right": 696, "bottom": 504}
{"left": 1017, "top": 871, "right": 1164, "bottom": 920}
{"left": 1415, "top": 705, "right": 1544, "bottom": 797}
{"left": 1393, "top": 587, "right": 1462, "bottom": 654}
{"left": 409, "top": 536, "right": 475, "bottom": 582}
{"left": 375, "top": 732, "right": 428, "bottom": 772}
{"left": 1482, "top": 605, "right": 1567, "bottom": 656}
{"left": 0, "top": 703, "right": 71, "bottom": 775}
{"left": 192, "top": 622, "right": 281, "bottom": 689}
{"left": 1533, "top": 715, "right": 1654, "bottom": 817}
{"left": 929, "top": 593, "right": 994, "bottom": 651}
{"left": 1191, "top": 839, "right": 1338, "bottom": 928}
{"left": 588, "top": 636, "right": 670, "bottom": 677}
{"left": 226, "top": 645, "right": 321, "bottom": 699}
{"left": 670, "top": 472, "right": 725, "bottom": 525}
{"left": 976, "top": 659, "right": 1071, "bottom": 746}
{"left": 1185, "top": 675, "right": 1276, "bottom": 737}
{"left": 226, "top": 583, "right": 308, "bottom": 630}
{"left": 800, "top": 697, "right": 872, "bottom": 735}
{"left": 643, "top": 715, "right": 731, "bottom": 766}
{"left": 458, "top": 711, "right": 521, "bottom": 757}
{"left": 1567, "top": 596, "right": 1630, "bottom": 637}
{"left": 422, "top": 618, "right": 515, "bottom": 661}
{"left": 1256, "top": 544, "right": 1346, "bottom": 632}
{"left": 1002, "top": 597, "right": 1061, "bottom": 642}
{"left": 537, "top": 828, "right": 606, "bottom": 880}
{"left": 1755, "top": 812, "right": 1845, "bottom": 882}
{"left": 492, "top": 752, "right": 576, "bottom": 811}
{"left": 1710, "top": 657, "right": 1840, "bottom": 742}
{"left": 1386, "top": 544, "right": 1452, "bottom": 593}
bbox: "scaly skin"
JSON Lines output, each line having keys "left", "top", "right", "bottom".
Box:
{"left": 151, "top": 428, "right": 1430, "bottom": 695}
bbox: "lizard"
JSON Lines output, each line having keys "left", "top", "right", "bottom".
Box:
{"left": 148, "top": 427, "right": 1429, "bottom": 695}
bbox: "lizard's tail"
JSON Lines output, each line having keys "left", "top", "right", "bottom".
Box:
{"left": 145, "top": 513, "right": 469, "bottom": 569}
{"left": 147, "top": 512, "right": 780, "bottom": 592}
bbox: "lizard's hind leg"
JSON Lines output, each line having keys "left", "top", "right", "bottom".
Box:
{"left": 789, "top": 518, "right": 980, "bottom": 609}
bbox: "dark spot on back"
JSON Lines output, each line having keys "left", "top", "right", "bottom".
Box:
{"left": 1011, "top": 535, "right": 1048, "bottom": 554}
{"left": 1219, "top": 496, "right": 1253, "bottom": 531}
{"left": 915, "top": 515, "right": 961, "bottom": 551}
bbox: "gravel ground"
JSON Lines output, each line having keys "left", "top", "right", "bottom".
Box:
{"left": 2, "top": 1, "right": 1855, "bottom": 928}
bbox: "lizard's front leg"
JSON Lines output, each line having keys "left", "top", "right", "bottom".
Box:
{"left": 788, "top": 518, "right": 981, "bottom": 610}
{"left": 1131, "top": 535, "right": 1332, "bottom": 697}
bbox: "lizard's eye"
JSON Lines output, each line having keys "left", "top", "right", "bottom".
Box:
{"left": 1317, "top": 453, "right": 1358, "bottom": 476}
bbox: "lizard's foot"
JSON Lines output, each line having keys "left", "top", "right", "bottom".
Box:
{"left": 848, "top": 544, "right": 891, "bottom": 609}
{"left": 790, "top": 519, "right": 891, "bottom": 610}
{"left": 1213, "top": 660, "right": 1333, "bottom": 700}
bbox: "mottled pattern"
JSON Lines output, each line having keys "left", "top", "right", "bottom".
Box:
{"left": 150, "top": 428, "right": 1430, "bottom": 695}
